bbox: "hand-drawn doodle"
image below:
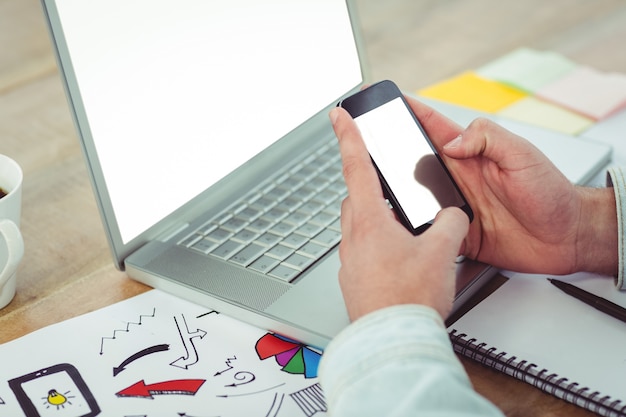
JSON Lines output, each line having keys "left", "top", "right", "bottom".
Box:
{"left": 116, "top": 379, "right": 205, "bottom": 399}
{"left": 290, "top": 383, "right": 327, "bottom": 416}
{"left": 195, "top": 310, "right": 219, "bottom": 319}
{"left": 223, "top": 371, "right": 255, "bottom": 388}
{"left": 8, "top": 363, "right": 100, "bottom": 417}
{"left": 215, "top": 383, "right": 286, "bottom": 398}
{"left": 213, "top": 356, "right": 237, "bottom": 376}
{"left": 0, "top": 396, "right": 4, "bottom": 404}
{"left": 255, "top": 333, "right": 322, "bottom": 378}
{"left": 99, "top": 308, "right": 156, "bottom": 355}
{"left": 170, "top": 315, "right": 207, "bottom": 370}
{"left": 113, "top": 344, "right": 170, "bottom": 376}
{"left": 264, "top": 392, "right": 285, "bottom": 417}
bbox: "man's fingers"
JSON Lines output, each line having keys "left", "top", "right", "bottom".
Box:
{"left": 330, "top": 107, "right": 385, "bottom": 207}
{"left": 429, "top": 207, "right": 470, "bottom": 253}
{"left": 442, "top": 117, "right": 542, "bottom": 169}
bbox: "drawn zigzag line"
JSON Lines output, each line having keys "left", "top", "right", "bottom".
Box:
{"left": 99, "top": 308, "right": 156, "bottom": 355}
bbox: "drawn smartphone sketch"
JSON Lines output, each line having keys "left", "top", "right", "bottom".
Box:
{"left": 8, "top": 363, "right": 100, "bottom": 417}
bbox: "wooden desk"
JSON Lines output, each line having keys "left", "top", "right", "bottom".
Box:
{"left": 2, "top": 0, "right": 625, "bottom": 415}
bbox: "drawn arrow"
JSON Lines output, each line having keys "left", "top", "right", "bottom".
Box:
{"left": 213, "top": 356, "right": 237, "bottom": 376}
{"left": 113, "top": 344, "right": 170, "bottom": 376}
{"left": 170, "top": 315, "right": 207, "bottom": 369}
{"left": 216, "top": 383, "right": 285, "bottom": 398}
{"left": 116, "top": 379, "right": 205, "bottom": 399}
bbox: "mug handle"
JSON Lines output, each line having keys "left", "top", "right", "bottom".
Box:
{"left": 0, "top": 219, "right": 24, "bottom": 289}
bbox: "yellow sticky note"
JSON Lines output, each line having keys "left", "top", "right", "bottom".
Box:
{"left": 497, "top": 97, "right": 594, "bottom": 135}
{"left": 418, "top": 71, "right": 527, "bottom": 113}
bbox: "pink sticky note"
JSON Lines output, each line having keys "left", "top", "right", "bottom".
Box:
{"left": 536, "top": 66, "right": 626, "bottom": 120}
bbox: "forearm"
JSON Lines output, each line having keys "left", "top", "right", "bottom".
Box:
{"left": 320, "top": 305, "right": 504, "bottom": 417}
{"left": 575, "top": 182, "right": 618, "bottom": 279}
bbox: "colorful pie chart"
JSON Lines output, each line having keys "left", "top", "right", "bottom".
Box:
{"left": 255, "top": 333, "right": 322, "bottom": 378}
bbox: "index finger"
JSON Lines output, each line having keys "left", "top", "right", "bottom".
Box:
{"left": 329, "top": 107, "right": 385, "bottom": 208}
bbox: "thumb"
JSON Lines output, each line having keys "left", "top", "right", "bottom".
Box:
{"left": 442, "top": 117, "right": 514, "bottom": 163}
{"left": 443, "top": 117, "right": 551, "bottom": 173}
{"left": 428, "top": 207, "right": 469, "bottom": 255}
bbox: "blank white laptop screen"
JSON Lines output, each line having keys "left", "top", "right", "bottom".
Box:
{"left": 54, "top": 0, "right": 362, "bottom": 244}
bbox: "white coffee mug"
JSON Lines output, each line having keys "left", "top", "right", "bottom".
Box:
{"left": 0, "top": 154, "right": 24, "bottom": 310}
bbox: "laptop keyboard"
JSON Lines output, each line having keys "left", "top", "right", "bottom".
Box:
{"left": 178, "top": 139, "right": 346, "bottom": 283}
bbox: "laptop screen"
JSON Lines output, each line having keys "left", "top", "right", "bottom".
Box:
{"left": 52, "top": 0, "right": 362, "bottom": 244}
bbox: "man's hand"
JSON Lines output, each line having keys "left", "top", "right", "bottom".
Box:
{"left": 330, "top": 107, "right": 469, "bottom": 321}
{"left": 403, "top": 96, "right": 617, "bottom": 276}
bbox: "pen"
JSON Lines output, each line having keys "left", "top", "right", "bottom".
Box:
{"left": 547, "top": 278, "right": 626, "bottom": 324}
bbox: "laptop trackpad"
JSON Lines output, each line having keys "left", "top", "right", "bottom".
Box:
{"left": 264, "top": 251, "right": 349, "bottom": 340}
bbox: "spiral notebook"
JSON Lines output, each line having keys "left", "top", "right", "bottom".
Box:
{"left": 447, "top": 271, "right": 626, "bottom": 416}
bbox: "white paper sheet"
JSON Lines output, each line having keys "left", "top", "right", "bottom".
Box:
{"left": 0, "top": 289, "right": 326, "bottom": 416}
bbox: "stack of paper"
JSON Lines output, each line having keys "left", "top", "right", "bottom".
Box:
{"left": 418, "top": 48, "right": 626, "bottom": 136}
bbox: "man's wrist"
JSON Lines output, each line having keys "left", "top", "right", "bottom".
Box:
{"left": 575, "top": 184, "right": 618, "bottom": 279}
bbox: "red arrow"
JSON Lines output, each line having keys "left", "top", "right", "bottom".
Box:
{"left": 116, "top": 379, "right": 205, "bottom": 399}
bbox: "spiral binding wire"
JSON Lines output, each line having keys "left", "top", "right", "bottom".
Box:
{"left": 448, "top": 329, "right": 626, "bottom": 417}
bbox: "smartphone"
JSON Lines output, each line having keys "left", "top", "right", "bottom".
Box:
{"left": 9, "top": 363, "right": 100, "bottom": 417}
{"left": 338, "top": 80, "right": 473, "bottom": 235}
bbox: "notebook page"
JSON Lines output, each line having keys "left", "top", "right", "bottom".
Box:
{"left": 449, "top": 271, "right": 626, "bottom": 401}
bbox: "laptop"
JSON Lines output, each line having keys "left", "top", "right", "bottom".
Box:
{"left": 40, "top": 0, "right": 607, "bottom": 348}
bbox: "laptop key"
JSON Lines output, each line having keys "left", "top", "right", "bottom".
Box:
{"left": 296, "top": 222, "right": 324, "bottom": 238}
{"left": 328, "top": 218, "right": 341, "bottom": 232}
{"left": 283, "top": 253, "right": 315, "bottom": 271}
{"left": 270, "top": 221, "right": 297, "bottom": 237}
{"left": 211, "top": 240, "right": 244, "bottom": 260}
{"left": 266, "top": 243, "right": 295, "bottom": 260}
{"left": 179, "top": 233, "right": 202, "bottom": 247}
{"left": 249, "top": 255, "right": 280, "bottom": 274}
{"left": 277, "top": 196, "right": 302, "bottom": 213}
{"left": 309, "top": 211, "right": 336, "bottom": 227}
{"left": 230, "top": 243, "right": 266, "bottom": 266}
{"left": 206, "top": 227, "right": 234, "bottom": 243}
{"left": 297, "top": 241, "right": 327, "bottom": 259}
{"left": 291, "top": 186, "right": 316, "bottom": 202}
{"left": 247, "top": 217, "right": 272, "bottom": 233}
{"left": 269, "top": 264, "right": 300, "bottom": 282}
{"left": 221, "top": 217, "right": 248, "bottom": 233}
{"left": 312, "top": 229, "right": 342, "bottom": 247}
{"left": 299, "top": 200, "right": 324, "bottom": 216}
{"left": 197, "top": 222, "right": 217, "bottom": 235}
{"left": 256, "top": 231, "right": 282, "bottom": 247}
{"left": 262, "top": 207, "right": 288, "bottom": 223}
{"left": 312, "top": 189, "right": 338, "bottom": 205}
{"left": 231, "top": 228, "right": 258, "bottom": 244}
{"left": 190, "top": 237, "right": 218, "bottom": 254}
{"left": 283, "top": 210, "right": 311, "bottom": 226}
{"left": 250, "top": 195, "right": 276, "bottom": 212}
{"left": 236, "top": 206, "right": 262, "bottom": 222}
{"left": 282, "top": 232, "right": 308, "bottom": 249}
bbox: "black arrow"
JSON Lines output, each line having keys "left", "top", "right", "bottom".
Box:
{"left": 216, "top": 383, "right": 285, "bottom": 398}
{"left": 113, "top": 344, "right": 170, "bottom": 376}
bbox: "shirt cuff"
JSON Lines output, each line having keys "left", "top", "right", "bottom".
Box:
{"left": 606, "top": 167, "right": 625, "bottom": 290}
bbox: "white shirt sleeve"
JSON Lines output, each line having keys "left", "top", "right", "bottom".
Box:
{"left": 607, "top": 166, "right": 626, "bottom": 290}
{"left": 319, "top": 304, "right": 504, "bottom": 417}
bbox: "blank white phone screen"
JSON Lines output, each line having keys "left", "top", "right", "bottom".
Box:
{"left": 354, "top": 97, "right": 463, "bottom": 229}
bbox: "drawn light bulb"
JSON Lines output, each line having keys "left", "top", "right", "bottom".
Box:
{"left": 47, "top": 389, "right": 68, "bottom": 407}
